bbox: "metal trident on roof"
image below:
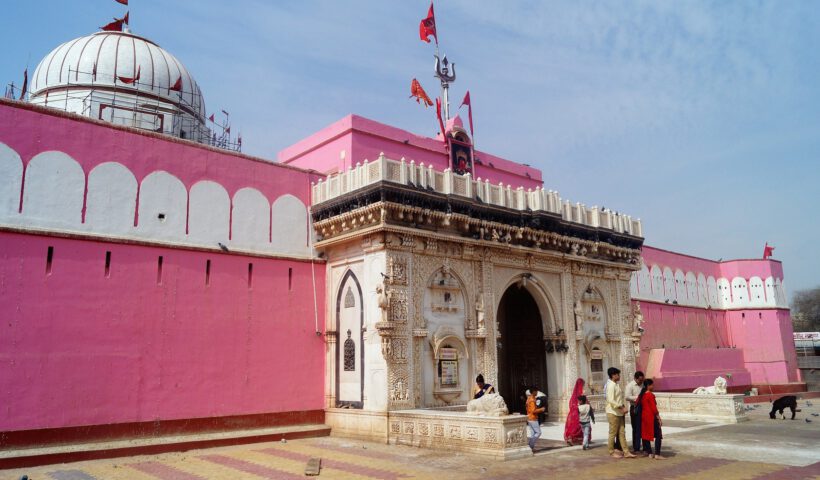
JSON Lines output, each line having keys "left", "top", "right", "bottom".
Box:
{"left": 434, "top": 54, "right": 456, "bottom": 121}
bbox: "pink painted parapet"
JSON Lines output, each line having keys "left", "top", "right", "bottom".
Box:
{"left": 0, "top": 99, "right": 321, "bottom": 205}
{"left": 277, "top": 114, "right": 543, "bottom": 189}
{"left": 633, "top": 245, "right": 801, "bottom": 390}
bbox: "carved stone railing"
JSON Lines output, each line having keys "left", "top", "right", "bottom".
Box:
{"left": 312, "top": 153, "right": 643, "bottom": 237}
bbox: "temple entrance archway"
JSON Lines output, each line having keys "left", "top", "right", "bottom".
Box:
{"left": 496, "top": 284, "right": 547, "bottom": 415}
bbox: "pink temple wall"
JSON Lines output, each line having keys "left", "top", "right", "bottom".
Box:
{"left": 0, "top": 231, "right": 325, "bottom": 432}
{"left": 278, "top": 114, "right": 543, "bottom": 189}
{"left": 0, "top": 101, "right": 326, "bottom": 433}
{"left": 635, "top": 245, "right": 801, "bottom": 390}
{"left": 725, "top": 309, "right": 800, "bottom": 387}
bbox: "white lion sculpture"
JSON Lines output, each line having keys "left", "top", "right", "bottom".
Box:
{"left": 692, "top": 376, "right": 728, "bottom": 395}
{"left": 466, "top": 393, "right": 509, "bottom": 416}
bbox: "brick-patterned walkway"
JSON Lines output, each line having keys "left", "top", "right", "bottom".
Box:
{"left": 3, "top": 436, "right": 819, "bottom": 480}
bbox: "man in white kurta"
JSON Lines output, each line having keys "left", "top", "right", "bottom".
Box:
{"left": 605, "top": 367, "right": 636, "bottom": 458}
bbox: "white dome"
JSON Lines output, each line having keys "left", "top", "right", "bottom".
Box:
{"left": 30, "top": 31, "right": 205, "bottom": 120}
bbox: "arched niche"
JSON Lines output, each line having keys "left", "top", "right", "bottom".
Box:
{"left": 421, "top": 264, "right": 469, "bottom": 407}
{"left": 137, "top": 170, "right": 187, "bottom": 240}
{"left": 336, "top": 269, "right": 364, "bottom": 408}
{"left": 574, "top": 284, "right": 610, "bottom": 395}
{"left": 85, "top": 162, "right": 137, "bottom": 234}
{"left": 581, "top": 333, "right": 611, "bottom": 395}
{"left": 430, "top": 325, "right": 469, "bottom": 405}
{"left": 22, "top": 151, "right": 85, "bottom": 228}
{"left": 188, "top": 180, "right": 230, "bottom": 245}
{"left": 0, "top": 142, "right": 23, "bottom": 221}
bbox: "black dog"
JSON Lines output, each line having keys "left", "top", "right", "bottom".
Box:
{"left": 769, "top": 395, "right": 800, "bottom": 420}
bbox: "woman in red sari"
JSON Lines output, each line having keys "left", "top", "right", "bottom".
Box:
{"left": 564, "top": 378, "right": 585, "bottom": 446}
{"left": 639, "top": 379, "right": 665, "bottom": 459}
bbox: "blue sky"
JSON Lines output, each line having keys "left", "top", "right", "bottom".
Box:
{"left": 2, "top": 1, "right": 818, "bottom": 300}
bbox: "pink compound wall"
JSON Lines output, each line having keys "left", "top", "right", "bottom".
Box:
{"left": 0, "top": 231, "right": 325, "bottom": 432}
{"left": 278, "top": 114, "right": 543, "bottom": 189}
{"left": 635, "top": 245, "right": 801, "bottom": 391}
{"left": 0, "top": 100, "right": 327, "bottom": 435}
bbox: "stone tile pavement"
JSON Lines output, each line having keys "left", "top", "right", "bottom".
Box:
{"left": 2, "top": 435, "right": 818, "bottom": 480}
{"left": 3, "top": 399, "right": 819, "bottom": 480}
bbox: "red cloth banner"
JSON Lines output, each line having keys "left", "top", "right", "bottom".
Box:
{"left": 170, "top": 76, "right": 182, "bottom": 92}
{"left": 435, "top": 97, "right": 446, "bottom": 143}
{"left": 419, "top": 3, "right": 437, "bottom": 44}
{"left": 459, "top": 90, "right": 473, "bottom": 137}
{"left": 101, "top": 12, "right": 128, "bottom": 31}
{"left": 409, "top": 78, "right": 433, "bottom": 107}
{"left": 117, "top": 66, "right": 140, "bottom": 84}
{"left": 763, "top": 242, "right": 775, "bottom": 259}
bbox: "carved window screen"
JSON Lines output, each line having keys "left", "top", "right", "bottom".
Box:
{"left": 344, "top": 287, "right": 355, "bottom": 308}
{"left": 343, "top": 329, "right": 355, "bottom": 371}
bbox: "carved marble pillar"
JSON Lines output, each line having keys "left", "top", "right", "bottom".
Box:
{"left": 561, "top": 268, "right": 578, "bottom": 396}
{"left": 616, "top": 277, "right": 635, "bottom": 383}
{"left": 480, "top": 257, "right": 498, "bottom": 388}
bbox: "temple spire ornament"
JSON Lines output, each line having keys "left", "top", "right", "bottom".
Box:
{"left": 434, "top": 54, "right": 456, "bottom": 121}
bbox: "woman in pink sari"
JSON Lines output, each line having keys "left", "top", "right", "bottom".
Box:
{"left": 564, "top": 378, "right": 585, "bottom": 445}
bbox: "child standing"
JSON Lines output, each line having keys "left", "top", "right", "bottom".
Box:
{"left": 638, "top": 379, "right": 665, "bottom": 459}
{"left": 578, "top": 395, "right": 595, "bottom": 450}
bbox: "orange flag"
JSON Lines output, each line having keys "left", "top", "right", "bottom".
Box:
{"left": 409, "top": 78, "right": 433, "bottom": 107}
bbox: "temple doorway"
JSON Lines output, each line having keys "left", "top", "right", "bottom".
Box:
{"left": 496, "top": 284, "right": 547, "bottom": 415}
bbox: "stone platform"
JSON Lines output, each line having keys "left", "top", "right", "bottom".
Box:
{"left": 654, "top": 393, "right": 747, "bottom": 423}
{"left": 388, "top": 409, "right": 532, "bottom": 460}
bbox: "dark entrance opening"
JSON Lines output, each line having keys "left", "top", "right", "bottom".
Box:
{"left": 497, "top": 284, "right": 547, "bottom": 415}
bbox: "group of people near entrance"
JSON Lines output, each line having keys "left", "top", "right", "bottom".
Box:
{"left": 481, "top": 368, "right": 664, "bottom": 457}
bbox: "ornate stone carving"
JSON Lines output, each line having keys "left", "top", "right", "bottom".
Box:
{"left": 388, "top": 338, "right": 408, "bottom": 363}
{"left": 505, "top": 426, "right": 525, "bottom": 446}
{"left": 388, "top": 255, "right": 408, "bottom": 286}
{"left": 466, "top": 393, "right": 509, "bottom": 416}
{"left": 692, "top": 377, "right": 728, "bottom": 395}
{"left": 344, "top": 287, "right": 355, "bottom": 308}
{"left": 343, "top": 329, "right": 355, "bottom": 371}
{"left": 377, "top": 282, "right": 391, "bottom": 324}
{"left": 390, "top": 289, "right": 408, "bottom": 323}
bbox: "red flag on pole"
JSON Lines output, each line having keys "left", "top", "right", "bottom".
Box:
{"left": 419, "top": 2, "right": 437, "bottom": 44}
{"left": 117, "top": 66, "right": 140, "bottom": 84}
{"left": 18, "top": 68, "right": 27, "bottom": 100}
{"left": 435, "top": 97, "right": 446, "bottom": 143}
{"left": 115, "top": 0, "right": 128, "bottom": 5}
{"left": 101, "top": 17, "right": 124, "bottom": 31}
{"left": 409, "top": 78, "right": 433, "bottom": 107}
{"left": 763, "top": 242, "right": 775, "bottom": 259}
{"left": 169, "top": 76, "right": 182, "bottom": 92}
{"left": 226, "top": 126, "right": 231, "bottom": 134}
{"left": 101, "top": 12, "right": 128, "bottom": 31}
{"left": 208, "top": 114, "right": 215, "bottom": 122}
{"left": 459, "top": 90, "right": 473, "bottom": 137}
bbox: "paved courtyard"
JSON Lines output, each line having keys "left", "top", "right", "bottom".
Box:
{"left": 3, "top": 402, "right": 819, "bottom": 480}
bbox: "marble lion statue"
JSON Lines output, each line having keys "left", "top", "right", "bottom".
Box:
{"left": 466, "top": 393, "right": 509, "bottom": 416}
{"left": 692, "top": 376, "right": 728, "bottom": 395}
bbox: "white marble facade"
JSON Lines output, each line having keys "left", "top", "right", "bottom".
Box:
{"left": 322, "top": 230, "right": 640, "bottom": 427}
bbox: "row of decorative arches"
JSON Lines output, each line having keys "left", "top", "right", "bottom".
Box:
{"left": 631, "top": 264, "right": 787, "bottom": 309}
{"left": 0, "top": 143, "right": 310, "bottom": 256}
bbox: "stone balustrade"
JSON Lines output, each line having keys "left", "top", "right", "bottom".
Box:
{"left": 312, "top": 153, "right": 643, "bottom": 238}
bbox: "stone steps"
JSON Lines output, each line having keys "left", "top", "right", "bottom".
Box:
{"left": 0, "top": 423, "right": 330, "bottom": 469}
